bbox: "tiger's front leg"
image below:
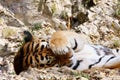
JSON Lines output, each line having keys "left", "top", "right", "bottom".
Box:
{"left": 49, "top": 31, "right": 86, "bottom": 55}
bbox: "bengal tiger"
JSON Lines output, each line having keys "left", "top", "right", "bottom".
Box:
{"left": 14, "top": 30, "right": 120, "bottom": 75}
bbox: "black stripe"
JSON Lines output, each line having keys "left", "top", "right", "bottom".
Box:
{"left": 33, "top": 49, "right": 38, "bottom": 55}
{"left": 48, "top": 61, "right": 56, "bottom": 66}
{"left": 35, "top": 55, "right": 39, "bottom": 63}
{"left": 72, "top": 39, "right": 78, "bottom": 50}
{"left": 91, "top": 46, "right": 100, "bottom": 55}
{"left": 67, "top": 62, "right": 73, "bottom": 67}
{"left": 30, "top": 56, "right": 33, "bottom": 64}
{"left": 101, "top": 47, "right": 113, "bottom": 55}
{"left": 31, "top": 42, "right": 34, "bottom": 52}
{"left": 35, "top": 43, "right": 39, "bottom": 49}
{"left": 89, "top": 56, "right": 104, "bottom": 69}
{"left": 67, "top": 55, "right": 73, "bottom": 67}
{"left": 41, "top": 45, "right": 44, "bottom": 51}
{"left": 25, "top": 56, "right": 29, "bottom": 65}
{"left": 72, "top": 60, "right": 83, "bottom": 70}
{"left": 105, "top": 56, "right": 115, "bottom": 63}
{"left": 41, "top": 55, "right": 44, "bottom": 60}
{"left": 116, "top": 49, "right": 119, "bottom": 52}
{"left": 26, "top": 43, "right": 30, "bottom": 54}
{"left": 45, "top": 56, "right": 48, "bottom": 60}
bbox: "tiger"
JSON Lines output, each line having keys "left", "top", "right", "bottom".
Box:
{"left": 14, "top": 30, "right": 120, "bottom": 75}
{"left": 49, "top": 31, "right": 120, "bottom": 70}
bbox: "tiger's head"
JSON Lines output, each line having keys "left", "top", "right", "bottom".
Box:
{"left": 13, "top": 31, "right": 56, "bottom": 75}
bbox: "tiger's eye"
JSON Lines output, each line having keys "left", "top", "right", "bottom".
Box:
{"left": 41, "top": 39, "right": 46, "bottom": 42}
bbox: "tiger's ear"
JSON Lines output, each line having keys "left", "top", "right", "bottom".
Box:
{"left": 23, "top": 30, "right": 33, "bottom": 43}
{"left": 14, "top": 52, "right": 24, "bottom": 75}
{"left": 13, "top": 48, "right": 29, "bottom": 75}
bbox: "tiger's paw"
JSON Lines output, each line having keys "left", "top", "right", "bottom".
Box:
{"left": 49, "top": 36, "right": 71, "bottom": 55}
{"left": 49, "top": 31, "right": 85, "bottom": 55}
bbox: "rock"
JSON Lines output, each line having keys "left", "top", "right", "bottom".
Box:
{"left": 0, "top": 3, "right": 25, "bottom": 27}
{"left": 81, "top": 0, "right": 96, "bottom": 9}
{"left": 39, "top": 0, "right": 72, "bottom": 17}
{"left": 81, "top": 77, "right": 89, "bottom": 80}
{"left": 52, "top": 18, "right": 67, "bottom": 30}
{"left": 71, "top": 12, "right": 89, "bottom": 28}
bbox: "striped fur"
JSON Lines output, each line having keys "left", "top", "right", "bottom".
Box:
{"left": 14, "top": 30, "right": 120, "bottom": 75}
{"left": 49, "top": 31, "right": 120, "bottom": 70}
{"left": 13, "top": 31, "right": 56, "bottom": 75}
